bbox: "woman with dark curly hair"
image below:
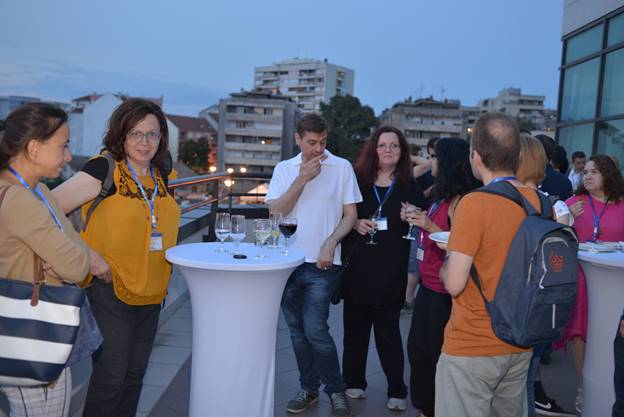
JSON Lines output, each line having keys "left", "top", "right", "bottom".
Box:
{"left": 559, "top": 154, "right": 624, "bottom": 414}
{"left": 340, "top": 126, "right": 426, "bottom": 411}
{"left": 53, "top": 99, "right": 181, "bottom": 417}
{"left": 402, "top": 138, "right": 480, "bottom": 417}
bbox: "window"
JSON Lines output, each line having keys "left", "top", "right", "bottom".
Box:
{"left": 236, "top": 121, "right": 249, "bottom": 129}
{"left": 597, "top": 119, "right": 624, "bottom": 164}
{"left": 558, "top": 124, "right": 594, "bottom": 159}
{"left": 565, "top": 24, "right": 603, "bottom": 63}
{"left": 601, "top": 48, "right": 624, "bottom": 116}
{"left": 560, "top": 58, "right": 600, "bottom": 122}
{"left": 263, "top": 108, "right": 273, "bottom": 116}
{"left": 608, "top": 13, "right": 624, "bottom": 46}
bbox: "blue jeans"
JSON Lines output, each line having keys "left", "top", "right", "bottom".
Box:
{"left": 614, "top": 310, "right": 624, "bottom": 417}
{"left": 281, "top": 263, "right": 345, "bottom": 396}
{"left": 526, "top": 344, "right": 546, "bottom": 417}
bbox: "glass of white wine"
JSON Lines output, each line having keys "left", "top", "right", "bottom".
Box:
{"left": 214, "top": 212, "right": 231, "bottom": 252}
{"left": 254, "top": 219, "right": 271, "bottom": 259}
{"left": 230, "top": 215, "right": 246, "bottom": 257}
{"left": 269, "top": 212, "right": 282, "bottom": 249}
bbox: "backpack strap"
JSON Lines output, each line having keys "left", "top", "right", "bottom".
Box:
{"left": 470, "top": 264, "right": 491, "bottom": 305}
{"left": 81, "top": 153, "right": 116, "bottom": 232}
{"left": 473, "top": 181, "right": 538, "bottom": 216}
{"left": 158, "top": 150, "right": 173, "bottom": 189}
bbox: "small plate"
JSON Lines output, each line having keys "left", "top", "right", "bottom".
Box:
{"left": 579, "top": 242, "right": 618, "bottom": 253}
{"left": 429, "top": 232, "right": 450, "bottom": 244}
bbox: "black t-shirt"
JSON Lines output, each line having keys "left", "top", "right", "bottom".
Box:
{"left": 342, "top": 177, "right": 426, "bottom": 308}
{"left": 540, "top": 165, "right": 573, "bottom": 201}
{"left": 81, "top": 157, "right": 117, "bottom": 194}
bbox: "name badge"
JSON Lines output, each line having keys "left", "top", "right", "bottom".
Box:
{"left": 374, "top": 217, "right": 388, "bottom": 231}
{"left": 416, "top": 247, "right": 424, "bottom": 261}
{"left": 150, "top": 232, "right": 163, "bottom": 252}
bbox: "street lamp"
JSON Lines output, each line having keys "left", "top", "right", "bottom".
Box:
{"left": 239, "top": 167, "right": 247, "bottom": 173}
{"left": 224, "top": 179, "right": 234, "bottom": 187}
{"left": 226, "top": 167, "right": 234, "bottom": 174}
{"left": 209, "top": 166, "right": 217, "bottom": 173}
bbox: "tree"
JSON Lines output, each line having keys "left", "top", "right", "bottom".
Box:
{"left": 320, "top": 94, "right": 377, "bottom": 162}
{"left": 179, "top": 137, "right": 211, "bottom": 171}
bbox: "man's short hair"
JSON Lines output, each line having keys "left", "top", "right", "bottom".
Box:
{"left": 572, "top": 151, "right": 586, "bottom": 161}
{"left": 296, "top": 113, "right": 327, "bottom": 138}
{"left": 534, "top": 134, "right": 556, "bottom": 161}
{"left": 471, "top": 113, "right": 521, "bottom": 172}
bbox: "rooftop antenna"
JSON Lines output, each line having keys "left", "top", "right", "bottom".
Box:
{"left": 440, "top": 85, "right": 446, "bottom": 101}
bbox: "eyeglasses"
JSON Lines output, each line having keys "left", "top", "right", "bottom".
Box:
{"left": 127, "top": 130, "right": 162, "bottom": 144}
{"left": 377, "top": 143, "right": 400, "bottom": 151}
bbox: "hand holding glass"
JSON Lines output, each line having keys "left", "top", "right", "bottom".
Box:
{"left": 402, "top": 205, "right": 421, "bottom": 240}
{"left": 366, "top": 216, "right": 378, "bottom": 245}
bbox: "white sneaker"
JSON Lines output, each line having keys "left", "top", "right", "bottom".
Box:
{"left": 387, "top": 397, "right": 407, "bottom": 411}
{"left": 345, "top": 388, "right": 366, "bottom": 399}
{"left": 575, "top": 386, "right": 583, "bottom": 414}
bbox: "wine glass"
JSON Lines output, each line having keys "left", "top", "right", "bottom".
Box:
{"left": 366, "top": 216, "right": 378, "bottom": 245}
{"left": 230, "top": 215, "right": 246, "bottom": 256}
{"left": 254, "top": 219, "right": 271, "bottom": 259}
{"left": 269, "top": 212, "right": 282, "bottom": 249}
{"left": 402, "top": 206, "right": 421, "bottom": 240}
{"left": 279, "top": 217, "right": 297, "bottom": 255}
{"left": 214, "top": 212, "right": 231, "bottom": 252}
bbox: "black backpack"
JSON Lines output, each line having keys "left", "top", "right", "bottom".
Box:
{"left": 470, "top": 181, "right": 579, "bottom": 348}
{"left": 69, "top": 151, "right": 173, "bottom": 232}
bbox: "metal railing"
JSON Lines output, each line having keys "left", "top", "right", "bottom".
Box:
{"left": 169, "top": 171, "right": 272, "bottom": 241}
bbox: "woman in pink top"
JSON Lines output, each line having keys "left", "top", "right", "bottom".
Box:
{"left": 402, "top": 138, "right": 481, "bottom": 417}
{"left": 560, "top": 154, "right": 624, "bottom": 413}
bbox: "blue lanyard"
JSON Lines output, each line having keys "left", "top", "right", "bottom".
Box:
{"left": 7, "top": 166, "right": 64, "bottom": 231}
{"left": 125, "top": 160, "right": 159, "bottom": 230}
{"left": 587, "top": 194, "right": 609, "bottom": 241}
{"left": 418, "top": 200, "right": 442, "bottom": 248}
{"left": 372, "top": 181, "right": 395, "bottom": 218}
{"left": 491, "top": 176, "right": 516, "bottom": 184}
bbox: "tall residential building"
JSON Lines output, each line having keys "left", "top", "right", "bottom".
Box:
{"left": 379, "top": 98, "right": 465, "bottom": 148}
{"left": 478, "top": 88, "right": 556, "bottom": 131}
{"left": 254, "top": 58, "right": 355, "bottom": 112}
{"left": 557, "top": 0, "right": 624, "bottom": 165}
{"left": 215, "top": 90, "right": 299, "bottom": 175}
{"left": 0, "top": 95, "right": 70, "bottom": 119}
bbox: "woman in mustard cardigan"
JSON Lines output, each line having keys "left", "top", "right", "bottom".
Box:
{"left": 53, "top": 99, "right": 180, "bottom": 417}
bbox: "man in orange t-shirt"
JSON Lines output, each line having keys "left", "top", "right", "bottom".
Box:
{"left": 435, "top": 113, "right": 533, "bottom": 417}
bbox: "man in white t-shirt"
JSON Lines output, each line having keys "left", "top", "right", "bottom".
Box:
{"left": 266, "top": 114, "right": 362, "bottom": 417}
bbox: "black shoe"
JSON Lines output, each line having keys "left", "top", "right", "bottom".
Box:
{"left": 534, "top": 381, "right": 575, "bottom": 416}
{"left": 287, "top": 390, "right": 319, "bottom": 414}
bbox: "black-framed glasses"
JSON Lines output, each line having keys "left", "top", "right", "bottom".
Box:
{"left": 127, "top": 130, "right": 161, "bottom": 143}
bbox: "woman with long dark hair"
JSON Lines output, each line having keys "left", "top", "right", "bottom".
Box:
{"left": 403, "top": 138, "right": 481, "bottom": 417}
{"left": 341, "top": 126, "right": 426, "bottom": 411}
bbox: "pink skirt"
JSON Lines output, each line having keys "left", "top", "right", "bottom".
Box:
{"left": 553, "top": 264, "right": 588, "bottom": 349}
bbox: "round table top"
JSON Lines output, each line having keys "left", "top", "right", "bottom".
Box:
{"left": 578, "top": 250, "right": 624, "bottom": 269}
{"left": 166, "top": 242, "right": 305, "bottom": 272}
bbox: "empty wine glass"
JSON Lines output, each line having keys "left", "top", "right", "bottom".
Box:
{"left": 402, "top": 206, "right": 421, "bottom": 240}
{"left": 269, "top": 212, "right": 282, "bottom": 249}
{"left": 279, "top": 217, "right": 297, "bottom": 255}
{"left": 230, "top": 215, "right": 246, "bottom": 256}
{"left": 366, "top": 216, "right": 378, "bottom": 245}
{"left": 214, "top": 212, "right": 231, "bottom": 252}
{"left": 254, "top": 219, "right": 271, "bottom": 259}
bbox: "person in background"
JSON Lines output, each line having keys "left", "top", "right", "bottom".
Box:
{"left": 560, "top": 154, "right": 624, "bottom": 414}
{"left": 552, "top": 145, "right": 569, "bottom": 175}
{"left": 403, "top": 137, "right": 480, "bottom": 417}
{"left": 535, "top": 134, "right": 573, "bottom": 201}
{"left": 265, "top": 114, "right": 361, "bottom": 417}
{"left": 0, "top": 103, "right": 90, "bottom": 417}
{"left": 341, "top": 126, "right": 425, "bottom": 412}
{"left": 53, "top": 99, "right": 181, "bottom": 417}
{"left": 436, "top": 113, "right": 534, "bottom": 417}
{"left": 568, "top": 151, "right": 586, "bottom": 192}
{"left": 614, "top": 308, "right": 624, "bottom": 417}
{"left": 405, "top": 137, "right": 440, "bottom": 309}
{"left": 516, "top": 134, "right": 576, "bottom": 417}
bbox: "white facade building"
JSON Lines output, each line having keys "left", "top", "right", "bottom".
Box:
{"left": 254, "top": 58, "right": 354, "bottom": 112}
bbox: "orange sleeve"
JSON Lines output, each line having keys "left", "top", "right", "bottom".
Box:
{"left": 448, "top": 193, "right": 484, "bottom": 258}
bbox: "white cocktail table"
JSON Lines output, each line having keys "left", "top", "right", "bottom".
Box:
{"left": 166, "top": 242, "right": 304, "bottom": 417}
{"left": 578, "top": 250, "right": 624, "bottom": 417}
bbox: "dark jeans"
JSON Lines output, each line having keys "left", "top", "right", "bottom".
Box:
{"left": 407, "top": 285, "right": 452, "bottom": 417}
{"left": 614, "top": 311, "right": 624, "bottom": 417}
{"left": 342, "top": 301, "right": 407, "bottom": 399}
{"left": 281, "top": 263, "right": 345, "bottom": 396}
{"left": 526, "top": 344, "right": 547, "bottom": 417}
{"left": 83, "top": 280, "right": 161, "bottom": 417}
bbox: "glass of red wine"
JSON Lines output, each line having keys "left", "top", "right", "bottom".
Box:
{"left": 279, "top": 217, "right": 297, "bottom": 255}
